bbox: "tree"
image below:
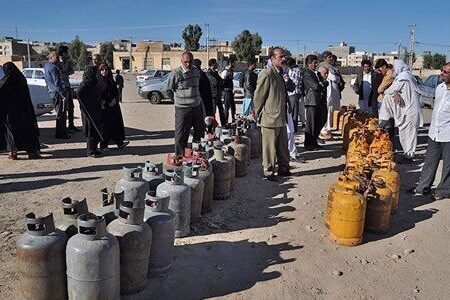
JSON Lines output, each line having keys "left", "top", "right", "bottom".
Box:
{"left": 182, "top": 24, "right": 203, "bottom": 51}
{"left": 100, "top": 42, "right": 115, "bottom": 67}
{"left": 431, "top": 53, "right": 446, "bottom": 69}
{"left": 423, "top": 53, "right": 433, "bottom": 69}
{"left": 231, "top": 30, "right": 262, "bottom": 61}
{"left": 68, "top": 36, "right": 89, "bottom": 70}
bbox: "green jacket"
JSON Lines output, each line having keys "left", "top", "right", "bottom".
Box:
{"left": 254, "top": 66, "right": 287, "bottom": 128}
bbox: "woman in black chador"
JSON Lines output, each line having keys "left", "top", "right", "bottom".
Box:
{"left": 97, "top": 64, "right": 128, "bottom": 150}
{"left": 77, "top": 66, "right": 103, "bottom": 157}
{"left": 0, "top": 62, "right": 40, "bottom": 160}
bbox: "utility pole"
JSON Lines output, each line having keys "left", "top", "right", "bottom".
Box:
{"left": 129, "top": 36, "right": 133, "bottom": 72}
{"left": 409, "top": 24, "right": 416, "bottom": 68}
{"left": 15, "top": 26, "right": 18, "bottom": 39}
{"left": 303, "top": 45, "right": 306, "bottom": 68}
{"left": 397, "top": 42, "right": 402, "bottom": 59}
{"left": 27, "top": 38, "right": 31, "bottom": 67}
{"left": 205, "top": 23, "right": 210, "bottom": 64}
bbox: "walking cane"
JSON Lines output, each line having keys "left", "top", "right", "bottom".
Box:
{"left": 76, "top": 99, "right": 105, "bottom": 142}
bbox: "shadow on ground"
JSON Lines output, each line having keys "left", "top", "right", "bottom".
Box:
{"left": 125, "top": 239, "right": 301, "bottom": 300}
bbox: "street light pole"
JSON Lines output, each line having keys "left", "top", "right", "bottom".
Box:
{"left": 205, "top": 23, "right": 210, "bottom": 63}
{"left": 27, "top": 38, "right": 31, "bottom": 68}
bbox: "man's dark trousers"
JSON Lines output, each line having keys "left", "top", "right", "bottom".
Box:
{"left": 66, "top": 89, "right": 75, "bottom": 128}
{"left": 288, "top": 93, "right": 300, "bottom": 132}
{"left": 175, "top": 105, "right": 205, "bottom": 156}
{"left": 50, "top": 92, "right": 67, "bottom": 138}
{"left": 222, "top": 88, "right": 235, "bottom": 123}
{"left": 416, "top": 137, "right": 450, "bottom": 197}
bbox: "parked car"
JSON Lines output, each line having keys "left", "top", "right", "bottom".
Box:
{"left": 0, "top": 67, "right": 54, "bottom": 116}
{"left": 232, "top": 72, "right": 244, "bottom": 98}
{"left": 137, "top": 74, "right": 170, "bottom": 104}
{"left": 22, "top": 67, "right": 81, "bottom": 98}
{"left": 136, "top": 69, "right": 171, "bottom": 84}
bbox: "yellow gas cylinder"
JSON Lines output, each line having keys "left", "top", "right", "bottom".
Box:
{"left": 333, "top": 106, "right": 347, "bottom": 131}
{"left": 372, "top": 162, "right": 400, "bottom": 215}
{"left": 364, "top": 178, "right": 392, "bottom": 234}
{"left": 338, "top": 106, "right": 351, "bottom": 132}
{"left": 325, "top": 173, "right": 362, "bottom": 229}
{"left": 343, "top": 120, "right": 361, "bottom": 151}
{"left": 347, "top": 131, "right": 369, "bottom": 159}
{"left": 369, "top": 128, "right": 393, "bottom": 160}
{"left": 329, "top": 184, "right": 366, "bottom": 246}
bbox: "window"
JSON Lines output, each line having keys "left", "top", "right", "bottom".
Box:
{"left": 142, "top": 58, "right": 154, "bottom": 70}
{"left": 23, "top": 70, "right": 33, "bottom": 78}
{"left": 34, "top": 70, "right": 45, "bottom": 79}
{"left": 162, "top": 58, "right": 170, "bottom": 70}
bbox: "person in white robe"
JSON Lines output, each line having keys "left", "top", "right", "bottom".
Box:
{"left": 379, "top": 59, "right": 424, "bottom": 161}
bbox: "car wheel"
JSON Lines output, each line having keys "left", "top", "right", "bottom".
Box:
{"left": 148, "top": 92, "right": 162, "bottom": 104}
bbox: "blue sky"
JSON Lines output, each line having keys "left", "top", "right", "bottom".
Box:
{"left": 1, "top": 0, "right": 449, "bottom": 56}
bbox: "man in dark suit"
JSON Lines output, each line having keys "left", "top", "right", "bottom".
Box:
{"left": 353, "top": 59, "right": 375, "bottom": 114}
{"left": 303, "top": 55, "right": 329, "bottom": 151}
{"left": 370, "top": 58, "right": 388, "bottom": 117}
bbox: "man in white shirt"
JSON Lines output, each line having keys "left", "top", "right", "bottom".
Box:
{"left": 410, "top": 62, "right": 450, "bottom": 199}
{"left": 353, "top": 60, "right": 374, "bottom": 114}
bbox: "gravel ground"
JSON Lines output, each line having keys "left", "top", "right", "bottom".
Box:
{"left": 0, "top": 74, "right": 449, "bottom": 299}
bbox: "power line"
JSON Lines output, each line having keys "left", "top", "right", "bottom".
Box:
{"left": 416, "top": 41, "right": 450, "bottom": 48}
{"left": 0, "top": 23, "right": 189, "bottom": 33}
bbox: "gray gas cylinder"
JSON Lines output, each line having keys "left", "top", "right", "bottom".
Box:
{"left": 183, "top": 163, "right": 205, "bottom": 224}
{"left": 58, "top": 197, "right": 89, "bottom": 238}
{"left": 246, "top": 122, "right": 261, "bottom": 159}
{"left": 227, "top": 135, "right": 249, "bottom": 177}
{"left": 16, "top": 213, "right": 67, "bottom": 300}
{"left": 144, "top": 191, "right": 175, "bottom": 278}
{"left": 220, "top": 128, "right": 232, "bottom": 145}
{"left": 156, "top": 167, "right": 191, "bottom": 238}
{"left": 224, "top": 146, "right": 236, "bottom": 190}
{"left": 238, "top": 128, "right": 252, "bottom": 166}
{"left": 115, "top": 167, "right": 149, "bottom": 206}
{"left": 94, "top": 188, "right": 124, "bottom": 225}
{"left": 214, "top": 126, "right": 222, "bottom": 140}
{"left": 66, "top": 213, "right": 120, "bottom": 299}
{"left": 196, "top": 162, "right": 214, "bottom": 214}
{"left": 141, "top": 161, "right": 165, "bottom": 192}
{"left": 107, "top": 201, "right": 152, "bottom": 295}
{"left": 209, "top": 147, "right": 233, "bottom": 200}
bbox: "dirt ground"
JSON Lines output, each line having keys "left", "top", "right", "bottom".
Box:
{"left": 0, "top": 74, "right": 449, "bottom": 299}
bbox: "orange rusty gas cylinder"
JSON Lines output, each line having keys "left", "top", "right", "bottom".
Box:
{"left": 369, "top": 128, "right": 393, "bottom": 160}
{"left": 347, "top": 131, "right": 370, "bottom": 159}
{"left": 364, "top": 178, "right": 392, "bottom": 234}
{"left": 328, "top": 184, "right": 366, "bottom": 246}
{"left": 372, "top": 161, "right": 399, "bottom": 215}
{"left": 325, "top": 173, "right": 362, "bottom": 229}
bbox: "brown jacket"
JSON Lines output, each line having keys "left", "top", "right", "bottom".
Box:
{"left": 254, "top": 66, "right": 287, "bottom": 128}
{"left": 377, "top": 69, "right": 394, "bottom": 101}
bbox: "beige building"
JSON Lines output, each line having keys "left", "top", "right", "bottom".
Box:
{"left": 113, "top": 41, "right": 228, "bottom": 71}
{"left": 346, "top": 52, "right": 373, "bottom": 67}
{"left": 329, "top": 42, "right": 355, "bottom": 60}
{"left": 373, "top": 54, "right": 397, "bottom": 65}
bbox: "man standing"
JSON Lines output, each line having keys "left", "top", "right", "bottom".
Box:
{"left": 410, "top": 62, "right": 450, "bottom": 199}
{"left": 205, "top": 58, "right": 226, "bottom": 126}
{"left": 57, "top": 45, "right": 78, "bottom": 132}
{"left": 319, "top": 52, "right": 344, "bottom": 138}
{"left": 44, "top": 51, "right": 69, "bottom": 139}
{"left": 254, "top": 47, "right": 290, "bottom": 180}
{"left": 166, "top": 51, "right": 205, "bottom": 156}
{"left": 353, "top": 60, "right": 374, "bottom": 114}
{"left": 287, "top": 57, "right": 305, "bottom": 132}
{"left": 303, "top": 55, "right": 328, "bottom": 151}
{"left": 379, "top": 59, "right": 423, "bottom": 163}
{"left": 221, "top": 57, "right": 236, "bottom": 123}
{"left": 115, "top": 69, "right": 124, "bottom": 102}
{"left": 91, "top": 54, "right": 102, "bottom": 69}
{"left": 193, "top": 59, "right": 214, "bottom": 117}
{"left": 241, "top": 58, "right": 258, "bottom": 116}
{"left": 371, "top": 59, "right": 388, "bottom": 117}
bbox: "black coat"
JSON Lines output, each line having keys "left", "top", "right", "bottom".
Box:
{"left": 205, "top": 69, "right": 223, "bottom": 104}
{"left": 199, "top": 71, "right": 214, "bottom": 116}
{"left": 353, "top": 71, "right": 375, "bottom": 106}
{"left": 243, "top": 69, "right": 258, "bottom": 98}
{"left": 78, "top": 66, "right": 102, "bottom": 139}
{"left": 0, "top": 62, "right": 40, "bottom": 152}
{"left": 302, "top": 68, "right": 328, "bottom": 107}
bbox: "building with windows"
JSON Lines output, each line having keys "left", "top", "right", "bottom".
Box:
{"left": 328, "top": 42, "right": 355, "bottom": 61}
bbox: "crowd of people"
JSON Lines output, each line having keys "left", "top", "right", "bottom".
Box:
{"left": 0, "top": 45, "right": 448, "bottom": 199}
{"left": 0, "top": 49, "right": 127, "bottom": 159}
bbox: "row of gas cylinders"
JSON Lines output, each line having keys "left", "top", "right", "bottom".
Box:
{"left": 15, "top": 121, "right": 263, "bottom": 299}
{"left": 325, "top": 108, "right": 400, "bottom": 246}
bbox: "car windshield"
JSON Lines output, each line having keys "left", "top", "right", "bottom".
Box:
{"left": 145, "top": 70, "right": 156, "bottom": 76}
{"left": 233, "top": 72, "right": 242, "bottom": 80}
{"left": 0, "top": 68, "right": 4, "bottom": 79}
{"left": 423, "top": 75, "right": 438, "bottom": 88}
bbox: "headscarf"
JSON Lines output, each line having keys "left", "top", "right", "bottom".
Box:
{"left": 80, "top": 66, "right": 98, "bottom": 88}
{"left": 0, "top": 62, "right": 26, "bottom": 90}
{"left": 392, "top": 59, "right": 420, "bottom": 93}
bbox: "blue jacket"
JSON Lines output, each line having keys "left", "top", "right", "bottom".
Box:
{"left": 44, "top": 61, "right": 64, "bottom": 94}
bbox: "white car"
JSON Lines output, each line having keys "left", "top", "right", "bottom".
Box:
{"left": 0, "top": 68, "right": 54, "bottom": 116}
{"left": 22, "top": 67, "right": 81, "bottom": 98}
{"left": 136, "top": 69, "right": 171, "bottom": 83}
